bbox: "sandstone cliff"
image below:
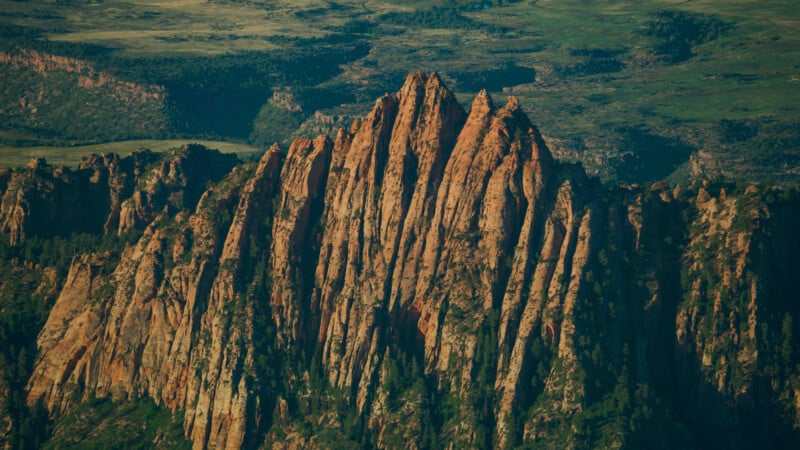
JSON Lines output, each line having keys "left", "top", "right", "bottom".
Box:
{"left": 13, "top": 73, "right": 800, "bottom": 449}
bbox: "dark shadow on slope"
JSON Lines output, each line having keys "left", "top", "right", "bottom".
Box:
{"left": 448, "top": 62, "right": 536, "bottom": 93}
{"left": 645, "top": 187, "right": 800, "bottom": 450}
{"left": 555, "top": 48, "right": 627, "bottom": 78}
{"left": 616, "top": 127, "right": 695, "bottom": 184}
{"left": 565, "top": 186, "right": 800, "bottom": 449}
{"left": 641, "top": 11, "right": 730, "bottom": 64}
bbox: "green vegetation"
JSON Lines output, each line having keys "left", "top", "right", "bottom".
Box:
{"left": 469, "top": 311, "right": 500, "bottom": 448}
{"left": 0, "top": 232, "right": 132, "bottom": 279}
{"left": 0, "top": 1, "right": 799, "bottom": 448}
{"left": 379, "top": 6, "right": 508, "bottom": 33}
{"left": 249, "top": 103, "right": 305, "bottom": 148}
{"left": 0, "top": 0, "right": 797, "bottom": 183}
{"left": 0, "top": 55, "right": 169, "bottom": 145}
{"left": 43, "top": 397, "right": 189, "bottom": 450}
{"left": 0, "top": 259, "right": 53, "bottom": 450}
{"left": 0, "top": 139, "right": 261, "bottom": 168}
{"left": 642, "top": 10, "right": 730, "bottom": 63}
{"left": 616, "top": 127, "right": 695, "bottom": 183}
{"left": 0, "top": 230, "right": 136, "bottom": 449}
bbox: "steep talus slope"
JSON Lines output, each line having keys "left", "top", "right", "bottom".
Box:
{"left": 12, "top": 73, "right": 800, "bottom": 449}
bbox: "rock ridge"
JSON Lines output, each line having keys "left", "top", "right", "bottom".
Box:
{"left": 17, "top": 73, "right": 800, "bottom": 449}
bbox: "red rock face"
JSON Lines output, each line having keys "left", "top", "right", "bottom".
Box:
{"left": 22, "top": 73, "right": 800, "bottom": 449}
{"left": 310, "top": 72, "right": 469, "bottom": 410}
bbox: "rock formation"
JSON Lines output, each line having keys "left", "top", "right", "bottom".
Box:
{"left": 0, "top": 146, "right": 237, "bottom": 244}
{"left": 6, "top": 72, "right": 799, "bottom": 449}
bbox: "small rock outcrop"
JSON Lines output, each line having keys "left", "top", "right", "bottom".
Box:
{"left": 0, "top": 146, "right": 237, "bottom": 245}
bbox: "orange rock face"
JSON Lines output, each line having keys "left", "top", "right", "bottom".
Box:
{"left": 21, "top": 73, "right": 800, "bottom": 449}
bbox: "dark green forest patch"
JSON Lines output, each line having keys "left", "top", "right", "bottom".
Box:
{"left": 380, "top": 6, "right": 508, "bottom": 34}
{"left": 43, "top": 397, "right": 189, "bottom": 450}
{"left": 448, "top": 62, "right": 536, "bottom": 92}
{"left": 616, "top": 126, "right": 695, "bottom": 183}
{"left": 642, "top": 10, "right": 731, "bottom": 63}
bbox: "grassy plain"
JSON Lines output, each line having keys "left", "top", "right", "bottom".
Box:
{"left": 0, "top": 0, "right": 797, "bottom": 182}
{"left": 0, "top": 139, "right": 262, "bottom": 168}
